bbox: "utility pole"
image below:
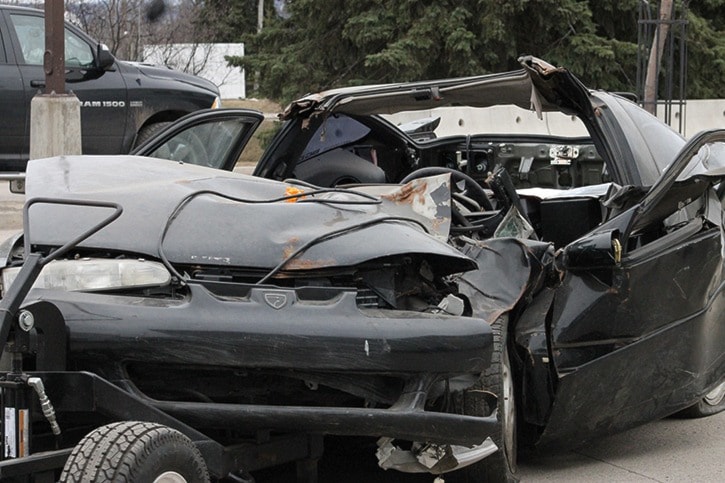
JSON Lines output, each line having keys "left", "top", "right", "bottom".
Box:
{"left": 253, "top": 0, "right": 263, "bottom": 93}
{"left": 29, "top": 1, "right": 82, "bottom": 160}
{"left": 644, "top": 0, "right": 674, "bottom": 115}
{"left": 637, "top": 0, "right": 687, "bottom": 132}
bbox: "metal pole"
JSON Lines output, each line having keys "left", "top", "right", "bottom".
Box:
{"left": 136, "top": 0, "right": 142, "bottom": 61}
{"left": 253, "top": 0, "right": 263, "bottom": 93}
{"left": 44, "top": 0, "right": 65, "bottom": 95}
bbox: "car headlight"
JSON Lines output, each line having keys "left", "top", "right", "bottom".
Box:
{"left": 1, "top": 258, "right": 171, "bottom": 295}
{"left": 211, "top": 96, "right": 222, "bottom": 109}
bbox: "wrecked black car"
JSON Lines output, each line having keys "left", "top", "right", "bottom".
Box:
{"left": 2, "top": 159, "right": 508, "bottom": 482}
{"left": 0, "top": 56, "right": 723, "bottom": 482}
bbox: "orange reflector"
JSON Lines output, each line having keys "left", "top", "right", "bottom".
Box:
{"left": 285, "top": 186, "right": 305, "bottom": 203}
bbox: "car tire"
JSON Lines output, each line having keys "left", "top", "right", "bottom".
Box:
{"left": 134, "top": 121, "right": 172, "bottom": 148}
{"left": 675, "top": 380, "right": 725, "bottom": 418}
{"left": 448, "top": 316, "right": 518, "bottom": 483}
{"left": 59, "top": 421, "right": 209, "bottom": 483}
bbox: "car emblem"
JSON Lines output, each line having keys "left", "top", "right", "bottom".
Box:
{"left": 264, "top": 293, "right": 288, "bottom": 310}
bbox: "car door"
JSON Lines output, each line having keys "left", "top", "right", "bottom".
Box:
{"left": 5, "top": 10, "right": 129, "bottom": 158}
{"left": 5, "top": 109, "right": 263, "bottom": 196}
{"left": 132, "top": 108, "right": 264, "bottom": 171}
{"left": 0, "top": 11, "right": 27, "bottom": 169}
{"left": 537, "top": 130, "right": 725, "bottom": 447}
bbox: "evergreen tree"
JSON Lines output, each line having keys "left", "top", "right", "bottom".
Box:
{"left": 211, "top": 0, "right": 725, "bottom": 103}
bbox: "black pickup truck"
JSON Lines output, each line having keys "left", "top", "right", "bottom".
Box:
{"left": 0, "top": 5, "right": 221, "bottom": 171}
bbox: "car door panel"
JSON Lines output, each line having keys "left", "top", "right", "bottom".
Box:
{"left": 537, "top": 307, "right": 718, "bottom": 449}
{"left": 536, "top": 130, "right": 725, "bottom": 448}
{"left": 551, "top": 224, "right": 721, "bottom": 358}
{"left": 132, "top": 108, "right": 264, "bottom": 171}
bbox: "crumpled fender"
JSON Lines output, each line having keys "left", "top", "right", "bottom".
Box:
{"left": 453, "top": 237, "right": 557, "bottom": 434}
{"left": 454, "top": 238, "right": 553, "bottom": 323}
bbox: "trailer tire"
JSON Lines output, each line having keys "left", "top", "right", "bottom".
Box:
{"left": 60, "top": 421, "right": 209, "bottom": 483}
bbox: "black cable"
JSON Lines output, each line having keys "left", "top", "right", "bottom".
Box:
{"left": 157, "top": 186, "right": 395, "bottom": 283}
{"left": 256, "top": 215, "right": 429, "bottom": 285}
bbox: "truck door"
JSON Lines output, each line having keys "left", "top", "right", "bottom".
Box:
{"left": 6, "top": 11, "right": 128, "bottom": 160}
{"left": 0, "top": 12, "right": 27, "bottom": 169}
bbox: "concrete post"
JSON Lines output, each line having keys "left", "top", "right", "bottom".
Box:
{"left": 29, "top": 94, "right": 82, "bottom": 160}
{"left": 28, "top": 2, "right": 83, "bottom": 161}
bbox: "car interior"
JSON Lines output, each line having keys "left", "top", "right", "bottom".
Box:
{"left": 261, "top": 110, "right": 611, "bottom": 248}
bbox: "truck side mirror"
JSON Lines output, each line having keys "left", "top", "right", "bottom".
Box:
{"left": 558, "top": 230, "right": 622, "bottom": 270}
{"left": 96, "top": 44, "right": 115, "bottom": 70}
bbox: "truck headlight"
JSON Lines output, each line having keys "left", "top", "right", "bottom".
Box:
{"left": 1, "top": 258, "right": 171, "bottom": 295}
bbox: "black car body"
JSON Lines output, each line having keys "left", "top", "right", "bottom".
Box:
{"left": 0, "top": 5, "right": 220, "bottom": 171}
{"left": 0, "top": 57, "right": 723, "bottom": 482}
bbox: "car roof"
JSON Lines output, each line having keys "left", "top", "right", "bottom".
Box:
{"left": 281, "top": 57, "right": 578, "bottom": 121}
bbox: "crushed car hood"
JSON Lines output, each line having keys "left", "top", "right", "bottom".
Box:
{"left": 24, "top": 156, "right": 475, "bottom": 275}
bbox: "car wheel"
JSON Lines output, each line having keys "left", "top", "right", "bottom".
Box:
{"left": 59, "top": 421, "right": 209, "bottom": 483}
{"left": 134, "top": 121, "right": 172, "bottom": 148}
{"left": 448, "top": 316, "right": 518, "bottom": 483}
{"left": 676, "top": 380, "right": 725, "bottom": 418}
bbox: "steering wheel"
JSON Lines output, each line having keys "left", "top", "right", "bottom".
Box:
{"left": 400, "top": 167, "right": 495, "bottom": 211}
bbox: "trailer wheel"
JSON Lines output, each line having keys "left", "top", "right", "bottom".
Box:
{"left": 60, "top": 421, "right": 209, "bottom": 483}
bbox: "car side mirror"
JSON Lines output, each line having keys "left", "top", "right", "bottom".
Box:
{"left": 558, "top": 230, "right": 622, "bottom": 270}
{"left": 95, "top": 44, "right": 115, "bottom": 71}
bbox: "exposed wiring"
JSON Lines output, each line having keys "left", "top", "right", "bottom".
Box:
{"left": 256, "top": 215, "right": 429, "bottom": 285}
{"left": 156, "top": 186, "right": 417, "bottom": 285}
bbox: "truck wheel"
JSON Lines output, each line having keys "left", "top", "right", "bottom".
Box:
{"left": 448, "top": 316, "right": 518, "bottom": 483}
{"left": 60, "top": 421, "right": 209, "bottom": 483}
{"left": 134, "top": 122, "right": 172, "bottom": 148}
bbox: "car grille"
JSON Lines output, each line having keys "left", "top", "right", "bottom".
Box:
{"left": 356, "top": 288, "right": 381, "bottom": 308}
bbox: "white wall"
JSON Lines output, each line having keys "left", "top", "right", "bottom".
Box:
{"left": 143, "top": 43, "right": 246, "bottom": 99}
{"left": 665, "top": 99, "right": 725, "bottom": 138}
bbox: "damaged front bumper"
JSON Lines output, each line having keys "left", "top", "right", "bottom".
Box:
{"left": 376, "top": 437, "right": 498, "bottom": 474}
{"left": 18, "top": 281, "right": 500, "bottom": 473}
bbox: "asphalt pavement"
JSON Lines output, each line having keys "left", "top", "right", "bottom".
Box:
{"left": 517, "top": 412, "right": 724, "bottom": 482}
{"left": 250, "top": 411, "right": 724, "bottom": 482}
{"left": 1, "top": 182, "right": 722, "bottom": 482}
{"left": 0, "top": 186, "right": 23, "bottom": 239}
